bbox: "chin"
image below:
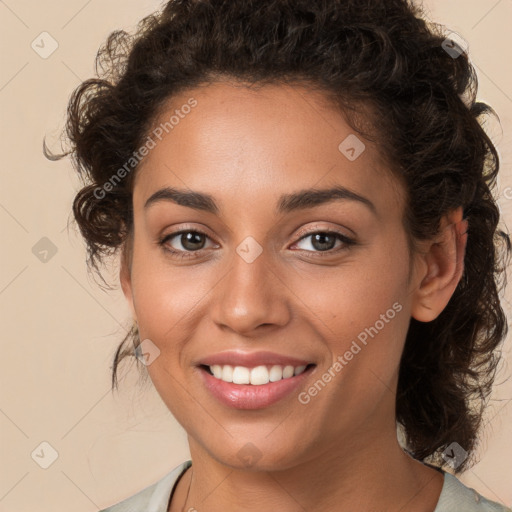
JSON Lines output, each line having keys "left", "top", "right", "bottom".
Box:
{"left": 199, "top": 433, "right": 312, "bottom": 472}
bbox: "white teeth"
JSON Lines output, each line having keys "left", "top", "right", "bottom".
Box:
{"left": 250, "top": 365, "right": 269, "bottom": 385}
{"left": 211, "top": 365, "right": 222, "bottom": 379}
{"left": 294, "top": 365, "right": 306, "bottom": 376}
{"left": 269, "top": 365, "right": 283, "bottom": 382}
{"left": 232, "top": 366, "right": 250, "bottom": 384}
{"left": 221, "top": 365, "right": 233, "bottom": 383}
{"left": 207, "top": 363, "right": 309, "bottom": 385}
{"left": 282, "top": 365, "right": 294, "bottom": 379}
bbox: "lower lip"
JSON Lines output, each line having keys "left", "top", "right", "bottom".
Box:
{"left": 198, "top": 365, "right": 315, "bottom": 410}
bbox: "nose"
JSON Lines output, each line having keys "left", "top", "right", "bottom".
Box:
{"left": 210, "top": 242, "right": 292, "bottom": 336}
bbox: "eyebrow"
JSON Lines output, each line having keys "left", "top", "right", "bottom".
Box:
{"left": 144, "top": 185, "right": 377, "bottom": 216}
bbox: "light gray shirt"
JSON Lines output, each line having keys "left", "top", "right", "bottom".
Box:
{"left": 99, "top": 460, "right": 511, "bottom": 512}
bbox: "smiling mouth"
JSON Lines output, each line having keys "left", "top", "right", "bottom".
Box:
{"left": 199, "top": 363, "right": 316, "bottom": 385}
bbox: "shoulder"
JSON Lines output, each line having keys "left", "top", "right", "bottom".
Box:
{"left": 98, "top": 460, "right": 192, "bottom": 512}
{"left": 435, "top": 472, "right": 511, "bottom": 512}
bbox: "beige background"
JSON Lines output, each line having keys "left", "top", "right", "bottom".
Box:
{"left": 0, "top": 0, "right": 511, "bottom": 510}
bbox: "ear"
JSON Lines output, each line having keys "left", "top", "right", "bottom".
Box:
{"left": 120, "top": 242, "right": 137, "bottom": 323}
{"left": 411, "top": 207, "right": 468, "bottom": 323}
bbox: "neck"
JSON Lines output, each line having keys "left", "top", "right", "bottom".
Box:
{"left": 170, "top": 427, "right": 444, "bottom": 512}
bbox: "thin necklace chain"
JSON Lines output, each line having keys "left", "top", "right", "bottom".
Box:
{"left": 180, "top": 468, "right": 193, "bottom": 512}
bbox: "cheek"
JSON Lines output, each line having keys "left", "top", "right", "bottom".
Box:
{"left": 290, "top": 243, "right": 410, "bottom": 429}
{"left": 128, "top": 253, "right": 212, "bottom": 416}
{"left": 129, "top": 226, "right": 214, "bottom": 324}
{"left": 131, "top": 261, "right": 214, "bottom": 347}
{"left": 292, "top": 234, "right": 410, "bottom": 339}
{"left": 299, "top": 232, "right": 411, "bottom": 391}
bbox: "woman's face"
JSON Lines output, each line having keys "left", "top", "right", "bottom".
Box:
{"left": 121, "top": 81, "right": 421, "bottom": 470}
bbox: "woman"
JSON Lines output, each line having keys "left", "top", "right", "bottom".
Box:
{"left": 47, "top": 0, "right": 511, "bottom": 510}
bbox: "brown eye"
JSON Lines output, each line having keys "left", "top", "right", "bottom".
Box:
{"left": 294, "top": 231, "right": 355, "bottom": 253}
{"left": 174, "top": 231, "right": 207, "bottom": 251}
{"left": 159, "top": 229, "right": 216, "bottom": 257}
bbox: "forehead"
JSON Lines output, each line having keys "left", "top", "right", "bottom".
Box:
{"left": 133, "top": 81, "right": 403, "bottom": 218}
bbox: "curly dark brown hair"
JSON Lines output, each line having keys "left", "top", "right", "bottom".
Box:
{"left": 45, "top": 0, "right": 510, "bottom": 473}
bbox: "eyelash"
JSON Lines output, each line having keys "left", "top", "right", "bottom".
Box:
{"left": 157, "top": 227, "right": 356, "bottom": 261}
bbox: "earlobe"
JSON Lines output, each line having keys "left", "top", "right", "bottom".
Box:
{"left": 411, "top": 207, "right": 468, "bottom": 323}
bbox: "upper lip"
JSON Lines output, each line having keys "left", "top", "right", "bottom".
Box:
{"left": 197, "top": 350, "right": 314, "bottom": 368}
